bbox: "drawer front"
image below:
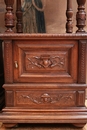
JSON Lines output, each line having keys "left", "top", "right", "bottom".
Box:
{"left": 15, "top": 90, "right": 76, "bottom": 108}
{"left": 13, "top": 40, "right": 78, "bottom": 83}
{"left": 5, "top": 84, "right": 85, "bottom": 108}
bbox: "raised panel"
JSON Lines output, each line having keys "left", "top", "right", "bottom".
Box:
{"left": 15, "top": 90, "right": 76, "bottom": 108}
{"left": 6, "top": 91, "right": 14, "bottom": 107}
{"left": 13, "top": 40, "right": 78, "bottom": 83}
{"left": 77, "top": 91, "right": 85, "bottom": 106}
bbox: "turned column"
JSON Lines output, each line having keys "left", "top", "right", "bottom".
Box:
{"left": 4, "top": 0, "right": 15, "bottom": 33}
{"left": 76, "top": 0, "right": 86, "bottom": 33}
{"left": 66, "top": 0, "right": 73, "bottom": 33}
{"left": 16, "top": 0, "right": 23, "bottom": 33}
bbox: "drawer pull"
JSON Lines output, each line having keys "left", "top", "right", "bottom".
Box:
{"left": 14, "top": 61, "right": 18, "bottom": 68}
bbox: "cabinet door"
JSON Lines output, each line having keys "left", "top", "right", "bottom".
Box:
{"left": 13, "top": 40, "right": 78, "bottom": 83}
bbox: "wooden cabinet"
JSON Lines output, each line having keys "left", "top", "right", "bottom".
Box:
{"left": 0, "top": 35, "right": 87, "bottom": 128}
{"left": 0, "top": 0, "right": 87, "bottom": 128}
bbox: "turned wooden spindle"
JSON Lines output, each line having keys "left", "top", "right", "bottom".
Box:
{"left": 16, "top": 0, "right": 23, "bottom": 33}
{"left": 4, "top": 0, "right": 15, "bottom": 33}
{"left": 76, "top": 0, "right": 86, "bottom": 33}
{"left": 66, "top": 0, "right": 73, "bottom": 33}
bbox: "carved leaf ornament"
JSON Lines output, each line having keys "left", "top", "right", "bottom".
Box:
{"left": 20, "top": 93, "right": 73, "bottom": 104}
{"left": 27, "top": 55, "right": 65, "bottom": 69}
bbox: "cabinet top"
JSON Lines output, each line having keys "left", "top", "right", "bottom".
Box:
{"left": 0, "top": 33, "right": 87, "bottom": 40}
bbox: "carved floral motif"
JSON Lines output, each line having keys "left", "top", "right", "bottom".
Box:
{"left": 18, "top": 93, "right": 74, "bottom": 104}
{"left": 27, "top": 55, "right": 65, "bottom": 69}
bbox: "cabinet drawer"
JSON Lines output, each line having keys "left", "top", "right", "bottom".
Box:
{"left": 15, "top": 89, "right": 76, "bottom": 108}
{"left": 13, "top": 40, "right": 78, "bottom": 83}
{"left": 4, "top": 84, "right": 86, "bottom": 108}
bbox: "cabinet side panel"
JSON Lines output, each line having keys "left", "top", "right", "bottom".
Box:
{"left": 78, "top": 40, "right": 87, "bottom": 83}
{"left": 77, "top": 91, "right": 85, "bottom": 106}
{"left": 4, "top": 40, "right": 13, "bottom": 83}
{"left": 6, "top": 91, "right": 14, "bottom": 107}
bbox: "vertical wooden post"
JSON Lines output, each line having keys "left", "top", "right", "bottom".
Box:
{"left": 4, "top": 40, "right": 13, "bottom": 83}
{"left": 78, "top": 40, "right": 86, "bottom": 83}
{"left": 4, "top": 0, "right": 15, "bottom": 33}
{"left": 0, "top": 40, "right": 5, "bottom": 110}
{"left": 16, "top": 0, "right": 23, "bottom": 33}
{"left": 76, "top": 0, "right": 86, "bottom": 33}
{"left": 66, "top": 0, "right": 73, "bottom": 33}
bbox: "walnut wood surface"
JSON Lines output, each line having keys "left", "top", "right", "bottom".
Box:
{"left": 0, "top": 40, "right": 4, "bottom": 110}
{"left": 0, "top": 0, "right": 87, "bottom": 128}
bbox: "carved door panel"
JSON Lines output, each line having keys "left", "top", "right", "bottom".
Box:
{"left": 13, "top": 40, "right": 78, "bottom": 83}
